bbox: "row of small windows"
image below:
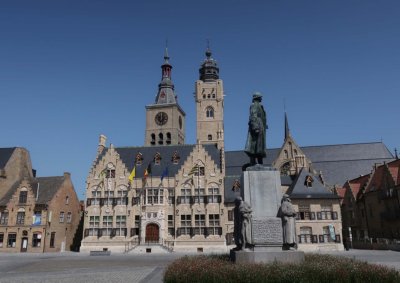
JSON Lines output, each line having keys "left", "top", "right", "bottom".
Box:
{"left": 134, "top": 151, "right": 181, "bottom": 166}
{"left": 0, "top": 210, "right": 72, "bottom": 225}
{"left": 151, "top": 132, "right": 172, "bottom": 145}
{"left": 203, "top": 93, "right": 216, "bottom": 99}
{"left": 0, "top": 232, "right": 52, "bottom": 248}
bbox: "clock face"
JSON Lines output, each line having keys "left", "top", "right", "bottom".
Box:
{"left": 155, "top": 112, "right": 168, "bottom": 126}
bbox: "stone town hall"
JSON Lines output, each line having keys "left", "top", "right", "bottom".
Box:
{"left": 80, "top": 48, "right": 393, "bottom": 253}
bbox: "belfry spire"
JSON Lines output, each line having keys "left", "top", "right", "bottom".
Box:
{"left": 284, "top": 112, "right": 291, "bottom": 140}
{"left": 155, "top": 47, "right": 176, "bottom": 104}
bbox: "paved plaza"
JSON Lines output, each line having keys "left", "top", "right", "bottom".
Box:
{"left": 0, "top": 249, "right": 399, "bottom": 283}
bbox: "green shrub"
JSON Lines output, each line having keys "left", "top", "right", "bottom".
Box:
{"left": 164, "top": 253, "right": 400, "bottom": 283}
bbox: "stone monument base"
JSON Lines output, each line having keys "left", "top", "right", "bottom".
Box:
{"left": 230, "top": 249, "right": 305, "bottom": 264}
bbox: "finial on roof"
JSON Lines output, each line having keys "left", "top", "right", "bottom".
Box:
{"left": 395, "top": 148, "right": 398, "bottom": 159}
{"left": 164, "top": 39, "right": 169, "bottom": 62}
{"left": 205, "top": 39, "right": 212, "bottom": 58}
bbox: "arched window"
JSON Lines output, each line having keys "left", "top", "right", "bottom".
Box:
{"left": 166, "top": 132, "right": 171, "bottom": 145}
{"left": 151, "top": 133, "right": 155, "bottom": 145}
{"left": 284, "top": 150, "right": 288, "bottom": 159}
{"left": 208, "top": 134, "right": 212, "bottom": 141}
{"left": 206, "top": 106, "right": 214, "bottom": 118}
{"left": 158, "top": 133, "right": 164, "bottom": 145}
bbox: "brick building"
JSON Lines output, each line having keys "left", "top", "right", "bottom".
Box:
{"left": 0, "top": 148, "right": 81, "bottom": 253}
{"left": 340, "top": 159, "right": 400, "bottom": 246}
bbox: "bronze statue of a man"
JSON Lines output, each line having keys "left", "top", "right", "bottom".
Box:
{"left": 245, "top": 92, "right": 267, "bottom": 165}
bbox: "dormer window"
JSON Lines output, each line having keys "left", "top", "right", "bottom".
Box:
{"left": 154, "top": 152, "right": 162, "bottom": 165}
{"left": 305, "top": 175, "right": 314, "bottom": 187}
{"left": 172, "top": 151, "right": 180, "bottom": 164}
{"left": 135, "top": 153, "right": 143, "bottom": 165}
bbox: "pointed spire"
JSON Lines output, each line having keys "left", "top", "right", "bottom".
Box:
{"left": 155, "top": 46, "right": 176, "bottom": 104}
{"left": 395, "top": 148, "right": 398, "bottom": 159}
{"left": 284, "top": 112, "right": 291, "bottom": 140}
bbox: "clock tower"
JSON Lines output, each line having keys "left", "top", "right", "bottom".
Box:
{"left": 145, "top": 48, "right": 185, "bottom": 146}
{"left": 195, "top": 47, "right": 224, "bottom": 149}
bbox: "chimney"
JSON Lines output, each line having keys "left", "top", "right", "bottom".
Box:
{"left": 64, "top": 172, "right": 71, "bottom": 179}
{"left": 97, "top": 134, "right": 107, "bottom": 155}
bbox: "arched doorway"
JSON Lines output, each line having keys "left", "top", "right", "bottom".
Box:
{"left": 145, "top": 223, "right": 159, "bottom": 243}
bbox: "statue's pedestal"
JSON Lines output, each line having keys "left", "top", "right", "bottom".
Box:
{"left": 231, "top": 249, "right": 305, "bottom": 264}
{"left": 231, "top": 165, "right": 304, "bottom": 264}
{"left": 242, "top": 165, "right": 283, "bottom": 250}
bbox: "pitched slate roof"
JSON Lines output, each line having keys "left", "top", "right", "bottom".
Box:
{"left": 0, "top": 176, "right": 65, "bottom": 206}
{"left": 0, "top": 147, "right": 16, "bottom": 169}
{"left": 225, "top": 142, "right": 393, "bottom": 187}
{"left": 287, "top": 168, "right": 338, "bottom": 199}
{"left": 96, "top": 144, "right": 222, "bottom": 177}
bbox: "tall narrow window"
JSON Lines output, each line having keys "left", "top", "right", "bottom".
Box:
{"left": 180, "top": 215, "right": 191, "bottom": 235}
{"left": 0, "top": 233, "right": 4, "bottom": 248}
{"left": 7, "top": 233, "right": 16, "bottom": 248}
{"left": 32, "top": 233, "right": 42, "bottom": 247}
{"left": 0, "top": 211, "right": 8, "bottom": 225}
{"left": 166, "top": 132, "right": 171, "bottom": 145}
{"left": 65, "top": 196, "right": 69, "bottom": 205}
{"left": 66, "top": 212, "right": 72, "bottom": 223}
{"left": 158, "top": 133, "right": 164, "bottom": 145}
{"left": 194, "top": 214, "right": 205, "bottom": 235}
{"left": 208, "top": 214, "right": 220, "bottom": 235}
{"left": 116, "top": 215, "right": 126, "bottom": 236}
{"left": 207, "top": 187, "right": 220, "bottom": 203}
{"left": 16, "top": 211, "right": 25, "bottom": 225}
{"left": 151, "top": 133, "right": 156, "bottom": 145}
{"left": 102, "top": 216, "right": 113, "bottom": 236}
{"left": 19, "top": 190, "right": 27, "bottom": 204}
{"left": 206, "top": 106, "right": 214, "bottom": 118}
{"left": 59, "top": 212, "right": 65, "bottom": 223}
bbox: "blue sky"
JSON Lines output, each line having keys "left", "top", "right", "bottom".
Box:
{"left": 1, "top": 1, "right": 399, "bottom": 199}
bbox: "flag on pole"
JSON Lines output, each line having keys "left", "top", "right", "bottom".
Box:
{"left": 188, "top": 165, "right": 200, "bottom": 176}
{"left": 128, "top": 165, "right": 136, "bottom": 183}
{"left": 161, "top": 167, "right": 169, "bottom": 181}
{"left": 142, "top": 163, "right": 152, "bottom": 186}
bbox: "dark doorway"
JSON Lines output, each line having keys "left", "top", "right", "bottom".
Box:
{"left": 145, "top": 223, "right": 159, "bottom": 243}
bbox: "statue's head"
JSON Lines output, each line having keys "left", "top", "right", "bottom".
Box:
{"left": 252, "top": 92, "right": 262, "bottom": 102}
{"left": 282, "top": 194, "right": 291, "bottom": 202}
{"left": 235, "top": 196, "right": 243, "bottom": 206}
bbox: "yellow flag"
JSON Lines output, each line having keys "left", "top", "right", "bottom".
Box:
{"left": 128, "top": 166, "right": 136, "bottom": 182}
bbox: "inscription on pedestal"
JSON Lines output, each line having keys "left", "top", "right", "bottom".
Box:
{"left": 252, "top": 218, "right": 283, "bottom": 245}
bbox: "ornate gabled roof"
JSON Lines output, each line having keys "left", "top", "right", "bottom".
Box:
{"left": 95, "top": 144, "right": 221, "bottom": 178}
{"left": 225, "top": 142, "right": 393, "bottom": 187}
{"left": 0, "top": 147, "right": 16, "bottom": 169}
{"left": 287, "top": 168, "right": 338, "bottom": 199}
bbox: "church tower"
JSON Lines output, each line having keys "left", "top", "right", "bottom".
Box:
{"left": 195, "top": 47, "right": 224, "bottom": 149}
{"left": 145, "top": 48, "right": 185, "bottom": 146}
